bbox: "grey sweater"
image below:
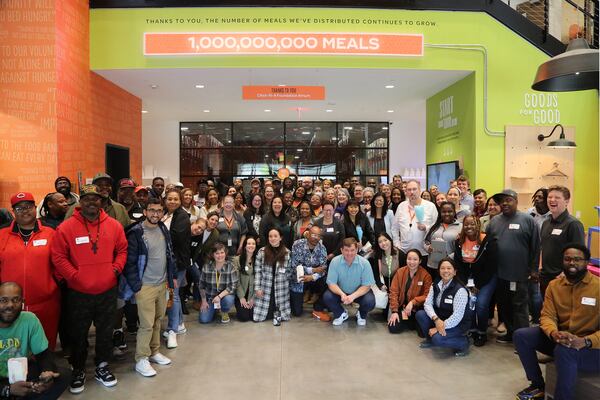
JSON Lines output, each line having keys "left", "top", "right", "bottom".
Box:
{"left": 486, "top": 211, "right": 540, "bottom": 282}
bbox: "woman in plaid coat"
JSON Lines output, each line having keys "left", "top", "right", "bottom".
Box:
{"left": 253, "top": 227, "right": 292, "bottom": 325}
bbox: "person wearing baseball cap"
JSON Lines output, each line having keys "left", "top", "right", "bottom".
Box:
{"left": 486, "top": 188, "right": 540, "bottom": 344}
{"left": 65, "top": 173, "right": 131, "bottom": 228}
{"left": 117, "top": 179, "right": 144, "bottom": 223}
{"left": 54, "top": 176, "right": 80, "bottom": 207}
{"left": 134, "top": 186, "right": 150, "bottom": 208}
{"left": 0, "top": 192, "right": 61, "bottom": 350}
{"left": 193, "top": 179, "right": 209, "bottom": 208}
{"left": 51, "top": 184, "right": 128, "bottom": 393}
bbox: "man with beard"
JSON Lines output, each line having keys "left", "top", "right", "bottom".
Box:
{"left": 117, "top": 179, "right": 144, "bottom": 223}
{"left": 65, "top": 173, "right": 130, "bottom": 228}
{"left": 40, "top": 193, "right": 69, "bottom": 229}
{"left": 54, "top": 177, "right": 79, "bottom": 207}
{"left": 514, "top": 243, "right": 599, "bottom": 400}
{"left": 486, "top": 189, "right": 539, "bottom": 344}
{"left": 51, "top": 185, "right": 127, "bottom": 394}
{"left": 0, "top": 282, "right": 69, "bottom": 399}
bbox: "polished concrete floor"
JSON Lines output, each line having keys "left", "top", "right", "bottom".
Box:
{"left": 60, "top": 307, "right": 531, "bottom": 399}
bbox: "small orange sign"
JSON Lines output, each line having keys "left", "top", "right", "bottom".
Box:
{"left": 243, "top": 86, "right": 325, "bottom": 100}
{"left": 144, "top": 32, "right": 423, "bottom": 57}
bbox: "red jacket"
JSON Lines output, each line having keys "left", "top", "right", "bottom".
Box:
{"left": 0, "top": 221, "right": 59, "bottom": 306}
{"left": 51, "top": 208, "right": 127, "bottom": 294}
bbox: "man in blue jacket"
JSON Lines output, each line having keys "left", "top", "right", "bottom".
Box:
{"left": 121, "top": 198, "right": 176, "bottom": 377}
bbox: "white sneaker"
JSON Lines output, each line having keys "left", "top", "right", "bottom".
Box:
{"left": 356, "top": 311, "right": 367, "bottom": 326}
{"left": 177, "top": 323, "right": 187, "bottom": 334}
{"left": 149, "top": 353, "right": 172, "bottom": 365}
{"left": 135, "top": 358, "right": 157, "bottom": 377}
{"left": 332, "top": 311, "right": 349, "bottom": 326}
{"left": 166, "top": 330, "right": 178, "bottom": 349}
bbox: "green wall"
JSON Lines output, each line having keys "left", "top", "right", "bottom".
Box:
{"left": 426, "top": 73, "right": 476, "bottom": 182}
{"left": 90, "top": 8, "right": 599, "bottom": 227}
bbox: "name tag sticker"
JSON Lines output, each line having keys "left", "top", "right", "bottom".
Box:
{"left": 278, "top": 268, "right": 286, "bottom": 274}
{"left": 227, "top": 238, "right": 233, "bottom": 247}
{"left": 244, "top": 266, "right": 249, "bottom": 272}
{"left": 417, "top": 281, "right": 423, "bottom": 286}
{"left": 326, "top": 227, "right": 334, "bottom": 232}
{"left": 510, "top": 281, "right": 517, "bottom": 292}
{"left": 509, "top": 224, "right": 520, "bottom": 230}
{"left": 218, "top": 217, "right": 224, "bottom": 222}
{"left": 444, "top": 298, "right": 453, "bottom": 304}
{"left": 32, "top": 239, "right": 47, "bottom": 247}
{"left": 551, "top": 229, "right": 563, "bottom": 235}
{"left": 75, "top": 236, "right": 90, "bottom": 245}
{"left": 581, "top": 297, "right": 596, "bottom": 306}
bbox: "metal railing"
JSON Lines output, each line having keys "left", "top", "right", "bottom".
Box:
{"left": 503, "top": 0, "right": 598, "bottom": 47}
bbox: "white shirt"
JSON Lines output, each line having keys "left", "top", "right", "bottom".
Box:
{"left": 392, "top": 199, "right": 438, "bottom": 255}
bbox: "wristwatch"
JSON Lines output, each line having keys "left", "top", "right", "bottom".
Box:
{"left": 584, "top": 338, "right": 592, "bottom": 348}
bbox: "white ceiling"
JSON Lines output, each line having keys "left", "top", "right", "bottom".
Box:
{"left": 95, "top": 68, "right": 471, "bottom": 121}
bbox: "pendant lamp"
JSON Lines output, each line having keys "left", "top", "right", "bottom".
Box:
{"left": 537, "top": 124, "right": 577, "bottom": 148}
{"left": 532, "top": 38, "right": 599, "bottom": 92}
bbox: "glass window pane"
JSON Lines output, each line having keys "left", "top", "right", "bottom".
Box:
{"left": 180, "top": 122, "right": 231, "bottom": 147}
{"left": 337, "top": 148, "right": 388, "bottom": 176}
{"left": 285, "top": 148, "right": 336, "bottom": 178}
{"left": 180, "top": 148, "right": 230, "bottom": 176}
{"left": 230, "top": 148, "right": 285, "bottom": 177}
{"left": 232, "top": 122, "right": 284, "bottom": 146}
{"left": 337, "top": 122, "right": 388, "bottom": 147}
{"left": 285, "top": 122, "right": 337, "bottom": 147}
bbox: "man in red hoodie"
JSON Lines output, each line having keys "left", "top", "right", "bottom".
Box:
{"left": 51, "top": 184, "right": 127, "bottom": 394}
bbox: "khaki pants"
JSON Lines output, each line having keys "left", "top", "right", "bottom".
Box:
{"left": 135, "top": 284, "right": 167, "bottom": 361}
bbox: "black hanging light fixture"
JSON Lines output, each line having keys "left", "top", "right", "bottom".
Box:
{"left": 537, "top": 124, "right": 577, "bottom": 148}
{"left": 532, "top": 38, "right": 599, "bottom": 92}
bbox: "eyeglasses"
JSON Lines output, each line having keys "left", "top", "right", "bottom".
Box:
{"left": 13, "top": 204, "right": 34, "bottom": 213}
{"left": 309, "top": 234, "right": 321, "bottom": 238}
{"left": 146, "top": 209, "right": 164, "bottom": 215}
{"left": 563, "top": 256, "right": 586, "bottom": 263}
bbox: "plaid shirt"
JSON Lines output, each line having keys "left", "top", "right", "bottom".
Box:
{"left": 199, "top": 260, "right": 239, "bottom": 298}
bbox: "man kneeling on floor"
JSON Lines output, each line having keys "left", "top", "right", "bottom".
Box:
{"left": 514, "top": 243, "right": 599, "bottom": 400}
{"left": 121, "top": 198, "right": 176, "bottom": 377}
{"left": 323, "top": 238, "right": 375, "bottom": 326}
{"left": 0, "top": 282, "right": 69, "bottom": 399}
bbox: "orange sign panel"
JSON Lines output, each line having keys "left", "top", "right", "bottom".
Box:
{"left": 144, "top": 32, "right": 424, "bottom": 57}
{"left": 243, "top": 86, "right": 325, "bottom": 100}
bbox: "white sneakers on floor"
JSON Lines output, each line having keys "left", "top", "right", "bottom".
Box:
{"left": 166, "top": 330, "right": 178, "bottom": 349}
{"left": 135, "top": 358, "right": 157, "bottom": 377}
{"left": 356, "top": 311, "right": 367, "bottom": 326}
{"left": 332, "top": 311, "right": 349, "bottom": 326}
{"left": 149, "top": 353, "right": 172, "bottom": 365}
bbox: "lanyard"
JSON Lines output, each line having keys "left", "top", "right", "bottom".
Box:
{"left": 215, "top": 268, "right": 221, "bottom": 290}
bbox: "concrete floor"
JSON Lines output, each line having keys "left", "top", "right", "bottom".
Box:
{"left": 60, "top": 308, "right": 531, "bottom": 399}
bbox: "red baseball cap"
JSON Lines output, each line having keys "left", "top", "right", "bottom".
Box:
{"left": 10, "top": 192, "right": 35, "bottom": 207}
{"left": 119, "top": 178, "right": 136, "bottom": 189}
{"left": 134, "top": 185, "right": 149, "bottom": 193}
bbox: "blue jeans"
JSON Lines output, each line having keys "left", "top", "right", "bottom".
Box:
{"left": 167, "top": 270, "right": 186, "bottom": 331}
{"left": 473, "top": 275, "right": 497, "bottom": 334}
{"left": 528, "top": 280, "right": 542, "bottom": 324}
{"left": 189, "top": 264, "right": 201, "bottom": 301}
{"left": 199, "top": 294, "right": 235, "bottom": 324}
{"left": 415, "top": 310, "right": 469, "bottom": 352}
{"left": 514, "top": 326, "right": 600, "bottom": 400}
{"left": 322, "top": 289, "right": 375, "bottom": 319}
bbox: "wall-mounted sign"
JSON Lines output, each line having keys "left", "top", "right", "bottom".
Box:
{"left": 243, "top": 86, "right": 325, "bottom": 100}
{"left": 519, "top": 92, "right": 560, "bottom": 124}
{"left": 438, "top": 96, "right": 458, "bottom": 129}
{"left": 144, "top": 32, "right": 424, "bottom": 56}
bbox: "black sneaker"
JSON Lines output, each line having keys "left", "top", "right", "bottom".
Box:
{"left": 496, "top": 334, "right": 513, "bottom": 344}
{"left": 69, "top": 369, "right": 86, "bottom": 394}
{"left": 516, "top": 384, "right": 545, "bottom": 399}
{"left": 94, "top": 363, "right": 118, "bottom": 387}
{"left": 473, "top": 333, "right": 487, "bottom": 347}
{"left": 112, "top": 329, "right": 127, "bottom": 350}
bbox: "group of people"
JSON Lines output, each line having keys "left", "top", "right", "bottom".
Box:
{"left": 0, "top": 172, "right": 597, "bottom": 400}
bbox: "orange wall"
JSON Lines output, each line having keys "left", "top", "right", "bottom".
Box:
{"left": 0, "top": 0, "right": 141, "bottom": 209}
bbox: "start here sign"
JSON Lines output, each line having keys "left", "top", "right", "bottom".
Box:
{"left": 143, "top": 32, "right": 424, "bottom": 56}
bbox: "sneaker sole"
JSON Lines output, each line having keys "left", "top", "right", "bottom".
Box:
{"left": 149, "top": 358, "right": 172, "bottom": 366}
{"left": 95, "top": 376, "right": 118, "bottom": 387}
{"left": 69, "top": 386, "right": 85, "bottom": 394}
{"left": 135, "top": 368, "right": 157, "bottom": 377}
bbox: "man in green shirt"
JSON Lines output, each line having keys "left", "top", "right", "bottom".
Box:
{"left": 0, "top": 282, "right": 68, "bottom": 399}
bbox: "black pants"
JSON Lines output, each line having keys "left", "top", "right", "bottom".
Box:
{"left": 235, "top": 296, "right": 254, "bottom": 322}
{"left": 306, "top": 276, "right": 328, "bottom": 312}
{"left": 388, "top": 314, "right": 417, "bottom": 334}
{"left": 58, "top": 285, "right": 71, "bottom": 351}
{"left": 68, "top": 287, "right": 117, "bottom": 370}
{"left": 0, "top": 363, "right": 70, "bottom": 400}
{"left": 290, "top": 291, "right": 304, "bottom": 317}
{"left": 496, "top": 279, "right": 529, "bottom": 338}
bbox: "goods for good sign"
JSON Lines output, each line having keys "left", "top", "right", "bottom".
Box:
{"left": 242, "top": 86, "right": 325, "bottom": 100}
{"left": 144, "top": 32, "right": 424, "bottom": 56}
